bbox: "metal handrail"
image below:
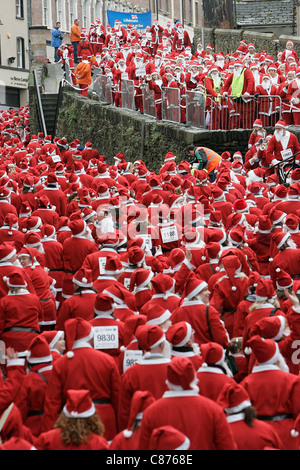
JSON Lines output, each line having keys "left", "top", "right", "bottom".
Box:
{"left": 33, "top": 69, "right": 47, "bottom": 136}
{"left": 52, "top": 79, "right": 63, "bottom": 140}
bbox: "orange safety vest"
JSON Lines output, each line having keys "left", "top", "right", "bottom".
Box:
{"left": 195, "top": 146, "right": 222, "bottom": 173}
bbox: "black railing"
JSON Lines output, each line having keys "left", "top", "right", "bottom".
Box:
{"left": 33, "top": 69, "right": 47, "bottom": 136}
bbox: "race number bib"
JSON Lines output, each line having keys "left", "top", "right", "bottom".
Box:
{"left": 121, "top": 72, "right": 128, "bottom": 80}
{"left": 139, "top": 233, "right": 152, "bottom": 250}
{"left": 123, "top": 349, "right": 143, "bottom": 372}
{"left": 136, "top": 68, "right": 146, "bottom": 77}
{"left": 160, "top": 225, "right": 179, "bottom": 244}
{"left": 94, "top": 326, "right": 119, "bottom": 349}
{"left": 281, "top": 148, "right": 293, "bottom": 160}
{"left": 123, "top": 277, "right": 131, "bottom": 290}
{"left": 99, "top": 257, "right": 106, "bottom": 275}
{"left": 0, "top": 341, "right": 5, "bottom": 364}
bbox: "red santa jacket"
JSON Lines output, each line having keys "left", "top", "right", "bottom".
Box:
{"left": 14, "top": 363, "right": 53, "bottom": 437}
{"left": 118, "top": 354, "right": 170, "bottom": 431}
{"left": 138, "top": 388, "right": 236, "bottom": 450}
{"left": 41, "top": 345, "right": 121, "bottom": 441}
{"left": 171, "top": 298, "right": 230, "bottom": 348}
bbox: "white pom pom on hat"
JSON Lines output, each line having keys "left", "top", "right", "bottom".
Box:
{"left": 67, "top": 351, "right": 74, "bottom": 359}
{"left": 232, "top": 286, "right": 237, "bottom": 291}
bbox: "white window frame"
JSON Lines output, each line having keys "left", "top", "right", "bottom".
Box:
{"left": 16, "top": 0, "right": 24, "bottom": 19}
{"left": 16, "top": 37, "right": 25, "bottom": 69}
{"left": 82, "top": 0, "right": 91, "bottom": 29}
{"left": 57, "top": 0, "right": 66, "bottom": 32}
{"left": 69, "top": 0, "right": 78, "bottom": 31}
{"left": 42, "top": 0, "right": 53, "bottom": 28}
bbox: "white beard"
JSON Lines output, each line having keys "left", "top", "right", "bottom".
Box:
{"left": 287, "top": 239, "right": 298, "bottom": 249}
{"left": 216, "top": 60, "right": 224, "bottom": 69}
{"left": 296, "top": 78, "right": 300, "bottom": 89}
{"left": 262, "top": 80, "right": 271, "bottom": 92}
{"left": 274, "top": 130, "right": 283, "bottom": 142}
{"left": 162, "top": 340, "right": 172, "bottom": 359}
{"left": 234, "top": 68, "right": 242, "bottom": 78}
{"left": 119, "top": 65, "right": 126, "bottom": 72}
{"left": 155, "top": 79, "right": 163, "bottom": 87}
{"left": 276, "top": 353, "right": 290, "bottom": 373}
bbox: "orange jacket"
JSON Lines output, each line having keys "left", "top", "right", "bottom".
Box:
{"left": 75, "top": 61, "right": 92, "bottom": 85}
{"left": 70, "top": 23, "right": 81, "bottom": 43}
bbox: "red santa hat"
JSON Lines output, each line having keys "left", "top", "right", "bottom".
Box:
{"left": 233, "top": 199, "right": 248, "bottom": 213}
{"left": 166, "top": 321, "right": 193, "bottom": 348}
{"left": 166, "top": 355, "right": 198, "bottom": 391}
{"left": 68, "top": 219, "right": 87, "bottom": 237}
{"left": 64, "top": 317, "right": 94, "bottom": 358}
{"left": 3, "top": 213, "right": 18, "bottom": 235}
{"left": 257, "top": 215, "right": 272, "bottom": 234}
{"left": 41, "top": 330, "right": 64, "bottom": 350}
{"left": 149, "top": 425, "right": 190, "bottom": 451}
{"left": 255, "top": 277, "right": 276, "bottom": 302}
{"left": 103, "top": 255, "right": 124, "bottom": 276}
{"left": 181, "top": 226, "right": 201, "bottom": 245}
{"left": 151, "top": 273, "right": 175, "bottom": 299}
{"left": 222, "top": 255, "right": 242, "bottom": 291}
{"left": 217, "top": 382, "right": 252, "bottom": 415}
{"left": 0, "top": 186, "right": 10, "bottom": 198}
{"left": 41, "top": 224, "right": 56, "bottom": 240}
{"left": 200, "top": 341, "right": 225, "bottom": 366}
{"left": 123, "top": 390, "right": 155, "bottom": 439}
{"left": 0, "top": 242, "right": 17, "bottom": 262}
{"left": 269, "top": 207, "right": 286, "bottom": 225}
{"left": 63, "top": 389, "right": 96, "bottom": 419}
{"left": 275, "top": 119, "right": 286, "bottom": 128}
{"left": 128, "top": 246, "right": 145, "bottom": 267}
{"left": 94, "top": 292, "right": 115, "bottom": 316}
{"left": 228, "top": 225, "right": 247, "bottom": 247}
{"left": 144, "top": 304, "right": 172, "bottom": 327}
{"left": 275, "top": 268, "right": 293, "bottom": 290}
{"left": 290, "top": 168, "right": 300, "bottom": 183}
{"left": 202, "top": 242, "right": 221, "bottom": 262}
{"left": 273, "top": 185, "right": 287, "bottom": 201}
{"left": 182, "top": 272, "right": 208, "bottom": 300}
{"left": 247, "top": 335, "right": 280, "bottom": 365}
{"left": 288, "top": 182, "right": 300, "bottom": 199}
{"left": 168, "top": 248, "right": 185, "bottom": 271}
{"left": 25, "top": 335, "right": 52, "bottom": 365}
{"left": 251, "top": 315, "right": 287, "bottom": 342}
{"left": 135, "top": 324, "right": 165, "bottom": 353}
{"left": 73, "top": 267, "right": 93, "bottom": 288}
{"left": 253, "top": 119, "right": 263, "bottom": 128}
{"left": 285, "top": 213, "right": 300, "bottom": 232}
{"left": 272, "top": 231, "right": 290, "bottom": 250}
{"left": 129, "top": 268, "right": 154, "bottom": 292}
{"left": 164, "top": 151, "right": 176, "bottom": 163}
{"left": 19, "top": 201, "right": 32, "bottom": 217}
{"left": 3, "top": 270, "right": 27, "bottom": 289}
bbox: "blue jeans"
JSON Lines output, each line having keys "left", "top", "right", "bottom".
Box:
{"left": 54, "top": 47, "right": 59, "bottom": 62}
{"left": 72, "top": 41, "right": 79, "bottom": 62}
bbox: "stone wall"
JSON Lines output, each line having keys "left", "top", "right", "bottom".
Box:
{"left": 55, "top": 87, "right": 256, "bottom": 172}
{"left": 192, "top": 27, "right": 299, "bottom": 57}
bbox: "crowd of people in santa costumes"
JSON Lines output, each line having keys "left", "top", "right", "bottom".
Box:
{"left": 58, "top": 19, "right": 300, "bottom": 129}
{"left": 2, "top": 102, "right": 300, "bottom": 451}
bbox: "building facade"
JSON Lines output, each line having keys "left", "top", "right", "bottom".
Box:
{"left": 29, "top": 0, "right": 199, "bottom": 63}
{"left": 0, "top": 0, "right": 29, "bottom": 109}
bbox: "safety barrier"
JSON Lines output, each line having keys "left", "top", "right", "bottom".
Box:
{"left": 62, "top": 71, "right": 289, "bottom": 131}
{"left": 207, "top": 95, "right": 282, "bottom": 130}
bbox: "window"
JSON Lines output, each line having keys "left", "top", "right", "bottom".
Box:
{"left": 195, "top": 1, "right": 199, "bottom": 25}
{"left": 16, "top": 0, "right": 24, "bottom": 19}
{"left": 165, "top": 0, "right": 169, "bottom": 13}
{"left": 69, "top": 0, "right": 77, "bottom": 28}
{"left": 94, "top": 0, "right": 102, "bottom": 22}
{"left": 42, "top": 0, "right": 52, "bottom": 27}
{"left": 16, "top": 37, "right": 25, "bottom": 69}
{"left": 189, "top": 0, "right": 192, "bottom": 24}
{"left": 56, "top": 0, "right": 65, "bottom": 31}
{"left": 82, "top": 0, "right": 91, "bottom": 28}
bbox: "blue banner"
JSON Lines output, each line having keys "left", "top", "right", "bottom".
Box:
{"left": 107, "top": 10, "right": 151, "bottom": 30}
